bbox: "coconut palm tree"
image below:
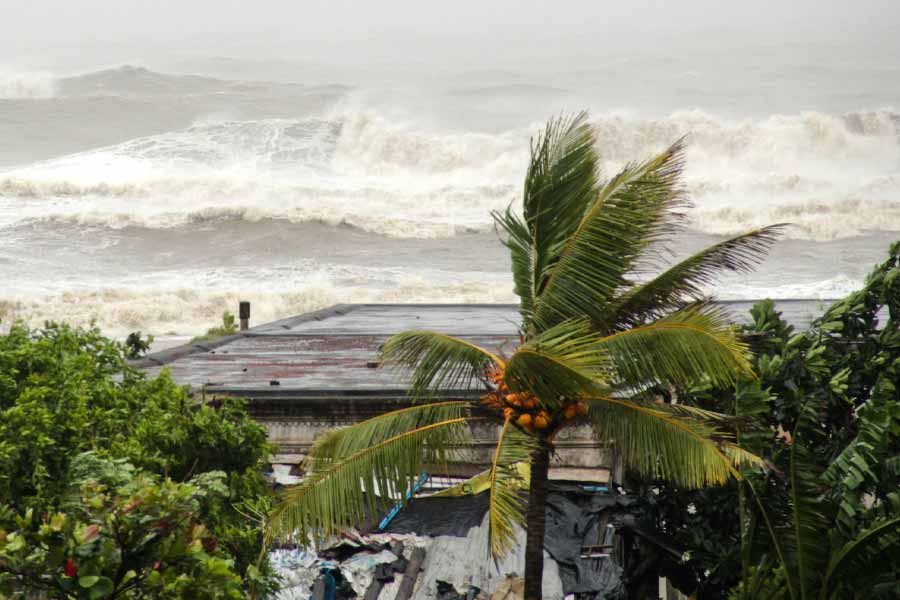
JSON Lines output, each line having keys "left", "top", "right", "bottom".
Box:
{"left": 267, "top": 113, "right": 783, "bottom": 599}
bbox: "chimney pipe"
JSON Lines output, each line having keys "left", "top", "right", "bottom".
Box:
{"left": 239, "top": 301, "right": 250, "bottom": 331}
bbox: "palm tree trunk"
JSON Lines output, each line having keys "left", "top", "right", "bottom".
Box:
{"left": 524, "top": 441, "right": 550, "bottom": 600}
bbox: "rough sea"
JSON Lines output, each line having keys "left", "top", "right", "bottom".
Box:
{"left": 1, "top": 52, "right": 898, "bottom": 347}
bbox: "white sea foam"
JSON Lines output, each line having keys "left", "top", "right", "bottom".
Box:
{"left": 0, "top": 277, "right": 518, "bottom": 338}
{"left": 710, "top": 275, "right": 863, "bottom": 301}
{"left": 1, "top": 109, "right": 898, "bottom": 240}
{"left": 0, "top": 272, "right": 865, "bottom": 340}
{"left": 0, "top": 70, "right": 57, "bottom": 99}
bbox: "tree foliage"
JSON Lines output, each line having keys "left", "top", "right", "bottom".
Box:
{"left": 0, "top": 323, "right": 277, "bottom": 597}
{"left": 0, "top": 453, "right": 245, "bottom": 599}
{"left": 632, "top": 242, "right": 900, "bottom": 599}
{"left": 191, "top": 311, "right": 239, "bottom": 344}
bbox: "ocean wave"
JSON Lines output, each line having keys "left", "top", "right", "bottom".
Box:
{"left": 13, "top": 64, "right": 353, "bottom": 99}
{"left": 0, "top": 175, "right": 513, "bottom": 238}
{"left": 2, "top": 109, "right": 899, "bottom": 239}
{"left": 691, "top": 197, "right": 900, "bottom": 239}
{"left": 58, "top": 65, "right": 231, "bottom": 97}
{"left": 0, "top": 273, "right": 865, "bottom": 339}
{"left": 711, "top": 275, "right": 863, "bottom": 301}
{"left": 0, "top": 70, "right": 57, "bottom": 99}
{"left": 0, "top": 279, "right": 518, "bottom": 338}
{"left": 28, "top": 207, "right": 495, "bottom": 238}
{"left": 2, "top": 113, "right": 527, "bottom": 178}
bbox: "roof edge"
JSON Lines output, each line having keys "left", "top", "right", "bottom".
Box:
{"left": 131, "top": 298, "right": 840, "bottom": 370}
{"left": 130, "top": 303, "right": 361, "bottom": 369}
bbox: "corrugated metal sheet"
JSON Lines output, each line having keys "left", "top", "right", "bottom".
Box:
{"left": 135, "top": 301, "right": 833, "bottom": 397}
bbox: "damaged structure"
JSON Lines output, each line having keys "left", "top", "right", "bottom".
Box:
{"left": 270, "top": 482, "right": 674, "bottom": 600}
{"left": 134, "top": 301, "right": 830, "bottom": 599}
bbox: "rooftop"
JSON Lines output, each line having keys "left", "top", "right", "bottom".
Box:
{"left": 135, "top": 300, "right": 831, "bottom": 397}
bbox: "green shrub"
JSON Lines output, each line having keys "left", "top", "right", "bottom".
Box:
{"left": 628, "top": 242, "right": 900, "bottom": 599}
{"left": 124, "top": 331, "right": 153, "bottom": 359}
{"left": 0, "top": 453, "right": 244, "bottom": 599}
{"left": 191, "top": 311, "right": 239, "bottom": 344}
{"left": 0, "top": 323, "right": 278, "bottom": 597}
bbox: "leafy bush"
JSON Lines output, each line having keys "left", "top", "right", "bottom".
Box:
{"left": 124, "top": 331, "right": 153, "bottom": 359}
{"left": 0, "top": 453, "right": 244, "bottom": 599}
{"left": 191, "top": 311, "right": 239, "bottom": 344}
{"left": 0, "top": 323, "right": 278, "bottom": 597}
{"left": 628, "top": 242, "right": 900, "bottom": 599}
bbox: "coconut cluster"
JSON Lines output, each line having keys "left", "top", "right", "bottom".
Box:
{"left": 481, "top": 368, "right": 588, "bottom": 434}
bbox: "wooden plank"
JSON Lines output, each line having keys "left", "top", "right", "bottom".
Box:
{"left": 363, "top": 541, "right": 405, "bottom": 600}
{"left": 394, "top": 546, "right": 426, "bottom": 600}
{"left": 363, "top": 578, "right": 385, "bottom": 600}
{"left": 311, "top": 574, "right": 327, "bottom": 600}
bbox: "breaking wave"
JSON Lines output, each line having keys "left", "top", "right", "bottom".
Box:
{"left": 0, "top": 271, "right": 865, "bottom": 340}
{"left": 0, "top": 70, "right": 57, "bottom": 99}
{"left": 1, "top": 109, "right": 899, "bottom": 239}
{"left": 0, "top": 278, "right": 518, "bottom": 338}
{"left": 712, "top": 274, "right": 863, "bottom": 301}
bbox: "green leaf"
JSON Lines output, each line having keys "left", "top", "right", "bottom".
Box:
{"left": 822, "top": 517, "right": 900, "bottom": 597}
{"left": 381, "top": 330, "right": 501, "bottom": 398}
{"left": 493, "top": 112, "right": 599, "bottom": 326}
{"left": 531, "top": 139, "right": 689, "bottom": 332}
{"left": 596, "top": 303, "right": 753, "bottom": 390}
{"left": 587, "top": 395, "right": 761, "bottom": 488}
{"left": 88, "top": 577, "right": 114, "bottom": 599}
{"left": 609, "top": 225, "right": 786, "bottom": 326}
{"left": 504, "top": 319, "right": 612, "bottom": 407}
{"left": 486, "top": 419, "right": 538, "bottom": 558}
{"left": 307, "top": 401, "right": 473, "bottom": 469}
{"left": 78, "top": 575, "right": 99, "bottom": 588}
{"left": 267, "top": 416, "right": 479, "bottom": 546}
{"left": 820, "top": 321, "right": 843, "bottom": 333}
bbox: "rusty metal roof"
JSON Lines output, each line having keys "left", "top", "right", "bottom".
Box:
{"left": 134, "top": 300, "right": 831, "bottom": 398}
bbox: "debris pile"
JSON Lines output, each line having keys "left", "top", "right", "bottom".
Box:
{"left": 271, "top": 482, "right": 633, "bottom": 600}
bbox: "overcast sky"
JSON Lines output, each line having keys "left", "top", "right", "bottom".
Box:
{"left": 2, "top": 0, "right": 899, "bottom": 70}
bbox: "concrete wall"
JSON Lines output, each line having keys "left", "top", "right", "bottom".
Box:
{"left": 256, "top": 407, "right": 610, "bottom": 482}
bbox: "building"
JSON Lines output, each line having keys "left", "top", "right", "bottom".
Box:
{"left": 134, "top": 300, "right": 826, "bottom": 483}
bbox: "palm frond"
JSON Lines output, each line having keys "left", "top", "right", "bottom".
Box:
{"left": 504, "top": 319, "right": 612, "bottom": 408}
{"left": 488, "top": 417, "right": 539, "bottom": 559}
{"left": 309, "top": 400, "right": 473, "bottom": 468}
{"left": 381, "top": 330, "right": 502, "bottom": 398}
{"left": 822, "top": 517, "right": 900, "bottom": 597}
{"left": 660, "top": 400, "right": 744, "bottom": 425}
{"left": 531, "top": 139, "right": 689, "bottom": 331}
{"left": 266, "top": 416, "right": 480, "bottom": 546}
{"left": 493, "top": 112, "right": 598, "bottom": 325}
{"left": 609, "top": 225, "right": 786, "bottom": 326}
{"left": 743, "top": 478, "right": 797, "bottom": 600}
{"left": 493, "top": 207, "right": 539, "bottom": 321}
{"left": 586, "top": 395, "right": 762, "bottom": 488}
{"left": 782, "top": 400, "right": 831, "bottom": 599}
{"left": 597, "top": 303, "right": 753, "bottom": 390}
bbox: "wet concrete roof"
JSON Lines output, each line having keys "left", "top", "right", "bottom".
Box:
{"left": 134, "top": 301, "right": 831, "bottom": 397}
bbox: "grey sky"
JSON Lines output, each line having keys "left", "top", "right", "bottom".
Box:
{"left": 3, "top": 0, "right": 899, "bottom": 69}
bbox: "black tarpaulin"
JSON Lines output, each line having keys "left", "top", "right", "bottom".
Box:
{"left": 383, "top": 493, "right": 490, "bottom": 537}
{"left": 381, "top": 482, "right": 632, "bottom": 599}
